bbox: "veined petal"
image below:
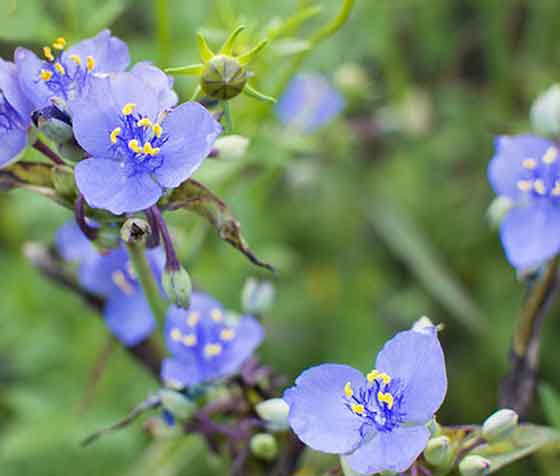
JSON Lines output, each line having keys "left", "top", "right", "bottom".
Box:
{"left": 66, "top": 29, "right": 129, "bottom": 73}
{"left": 0, "top": 57, "right": 33, "bottom": 122}
{"left": 109, "top": 72, "right": 159, "bottom": 121}
{"left": 130, "top": 62, "right": 178, "bottom": 111}
{"left": 14, "top": 47, "right": 52, "bottom": 109}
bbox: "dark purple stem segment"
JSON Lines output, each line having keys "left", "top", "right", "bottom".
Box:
{"left": 144, "top": 207, "right": 161, "bottom": 248}
{"left": 32, "top": 139, "right": 65, "bottom": 165}
{"left": 75, "top": 194, "right": 98, "bottom": 240}
{"left": 149, "top": 206, "right": 180, "bottom": 271}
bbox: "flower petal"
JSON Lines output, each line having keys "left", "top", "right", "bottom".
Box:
{"left": 0, "top": 57, "right": 33, "bottom": 122}
{"left": 0, "top": 128, "right": 27, "bottom": 168}
{"left": 130, "top": 62, "right": 178, "bottom": 111}
{"left": 284, "top": 364, "right": 365, "bottom": 454}
{"left": 78, "top": 246, "right": 129, "bottom": 296}
{"left": 161, "top": 357, "right": 202, "bottom": 388}
{"left": 66, "top": 30, "right": 129, "bottom": 73}
{"left": 75, "top": 158, "right": 162, "bottom": 214}
{"left": 55, "top": 220, "right": 99, "bottom": 264}
{"left": 343, "top": 425, "right": 430, "bottom": 475}
{"left": 375, "top": 330, "right": 447, "bottom": 424}
{"left": 109, "top": 72, "right": 159, "bottom": 121}
{"left": 14, "top": 47, "right": 51, "bottom": 109}
{"left": 154, "top": 102, "right": 221, "bottom": 188}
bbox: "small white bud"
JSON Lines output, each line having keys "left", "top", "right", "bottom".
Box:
{"left": 213, "top": 135, "right": 250, "bottom": 161}
{"left": 481, "top": 408, "right": 518, "bottom": 442}
{"left": 423, "top": 435, "right": 453, "bottom": 467}
{"left": 250, "top": 433, "right": 278, "bottom": 461}
{"left": 255, "top": 398, "right": 290, "bottom": 431}
{"left": 242, "top": 278, "right": 275, "bottom": 315}
{"left": 459, "top": 455, "right": 491, "bottom": 476}
{"left": 531, "top": 84, "right": 560, "bottom": 137}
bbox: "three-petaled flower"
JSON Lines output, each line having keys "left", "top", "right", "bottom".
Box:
{"left": 283, "top": 327, "right": 447, "bottom": 475}
{"left": 161, "top": 292, "right": 265, "bottom": 388}
{"left": 488, "top": 134, "right": 560, "bottom": 269}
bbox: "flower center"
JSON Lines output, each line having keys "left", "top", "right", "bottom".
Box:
{"left": 343, "top": 369, "right": 406, "bottom": 435}
{"left": 515, "top": 146, "right": 560, "bottom": 199}
{"left": 0, "top": 92, "right": 23, "bottom": 132}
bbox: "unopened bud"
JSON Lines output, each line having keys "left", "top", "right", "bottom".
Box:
{"left": 162, "top": 266, "right": 192, "bottom": 309}
{"left": 255, "top": 398, "right": 290, "bottom": 431}
{"left": 482, "top": 408, "right": 518, "bottom": 442}
{"left": 424, "top": 436, "right": 453, "bottom": 467}
{"left": 334, "top": 63, "right": 372, "bottom": 99}
{"left": 159, "top": 389, "right": 196, "bottom": 421}
{"left": 459, "top": 455, "right": 491, "bottom": 476}
{"left": 242, "top": 278, "right": 275, "bottom": 315}
{"left": 426, "top": 418, "right": 441, "bottom": 436}
{"left": 32, "top": 105, "right": 73, "bottom": 144}
{"left": 531, "top": 84, "right": 560, "bottom": 137}
{"left": 212, "top": 135, "right": 250, "bottom": 161}
{"left": 202, "top": 55, "right": 247, "bottom": 100}
{"left": 51, "top": 165, "right": 76, "bottom": 199}
{"left": 412, "top": 315, "right": 436, "bottom": 334}
{"left": 250, "top": 433, "right": 278, "bottom": 461}
{"left": 487, "top": 196, "right": 512, "bottom": 228}
{"left": 58, "top": 141, "right": 87, "bottom": 162}
{"left": 120, "top": 218, "right": 151, "bottom": 244}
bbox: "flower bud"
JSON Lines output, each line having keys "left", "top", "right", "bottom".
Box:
{"left": 162, "top": 266, "right": 192, "bottom": 309}
{"left": 412, "top": 315, "right": 436, "bottom": 334}
{"left": 531, "top": 84, "right": 560, "bottom": 137}
{"left": 51, "top": 165, "right": 76, "bottom": 199}
{"left": 212, "top": 135, "right": 250, "bottom": 161}
{"left": 120, "top": 218, "right": 151, "bottom": 245}
{"left": 481, "top": 408, "right": 518, "bottom": 442}
{"left": 459, "top": 455, "right": 491, "bottom": 476}
{"left": 242, "top": 278, "right": 275, "bottom": 315}
{"left": 334, "top": 63, "right": 372, "bottom": 101}
{"left": 423, "top": 435, "right": 453, "bottom": 467}
{"left": 31, "top": 105, "right": 73, "bottom": 144}
{"left": 426, "top": 417, "right": 441, "bottom": 436}
{"left": 159, "top": 389, "right": 196, "bottom": 421}
{"left": 255, "top": 398, "right": 290, "bottom": 431}
{"left": 201, "top": 55, "right": 247, "bottom": 100}
{"left": 487, "top": 196, "right": 513, "bottom": 228}
{"left": 250, "top": 433, "right": 278, "bottom": 461}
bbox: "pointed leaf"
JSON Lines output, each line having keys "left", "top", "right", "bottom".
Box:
{"left": 220, "top": 25, "right": 246, "bottom": 55}
{"left": 165, "top": 64, "right": 205, "bottom": 76}
{"left": 238, "top": 39, "right": 269, "bottom": 66}
{"left": 197, "top": 33, "right": 215, "bottom": 63}
{"left": 243, "top": 84, "right": 277, "bottom": 104}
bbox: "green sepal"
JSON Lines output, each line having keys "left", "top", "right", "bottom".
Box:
{"left": 220, "top": 25, "right": 246, "bottom": 55}
{"left": 196, "top": 32, "right": 215, "bottom": 63}
{"left": 243, "top": 83, "right": 276, "bottom": 103}
{"left": 165, "top": 64, "right": 205, "bottom": 76}
{"left": 238, "top": 39, "right": 269, "bottom": 66}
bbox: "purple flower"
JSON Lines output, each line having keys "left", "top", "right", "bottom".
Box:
{"left": 0, "top": 57, "right": 33, "bottom": 167}
{"left": 283, "top": 328, "right": 447, "bottom": 475}
{"left": 71, "top": 71, "right": 221, "bottom": 214}
{"left": 488, "top": 135, "right": 560, "bottom": 269}
{"left": 275, "top": 74, "right": 344, "bottom": 133}
{"left": 15, "top": 30, "right": 129, "bottom": 110}
{"left": 56, "top": 221, "right": 164, "bottom": 346}
{"left": 161, "top": 292, "right": 265, "bottom": 388}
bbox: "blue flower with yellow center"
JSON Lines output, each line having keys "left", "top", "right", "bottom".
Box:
{"left": 284, "top": 327, "right": 447, "bottom": 475}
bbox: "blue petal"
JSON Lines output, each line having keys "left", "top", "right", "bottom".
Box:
{"left": 130, "top": 62, "right": 178, "bottom": 111}
{"left": 66, "top": 30, "right": 129, "bottom": 73}
{"left": 161, "top": 357, "right": 202, "bottom": 388}
{"left": 500, "top": 201, "right": 560, "bottom": 269}
{"left": 78, "top": 246, "right": 129, "bottom": 296}
{"left": 109, "top": 72, "right": 159, "bottom": 121}
{"left": 75, "top": 158, "right": 163, "bottom": 214}
{"left": 0, "top": 58, "right": 33, "bottom": 122}
{"left": 283, "top": 364, "right": 365, "bottom": 454}
{"left": 375, "top": 330, "right": 447, "bottom": 424}
{"left": 55, "top": 220, "right": 99, "bottom": 264}
{"left": 154, "top": 102, "right": 221, "bottom": 188}
{"left": 488, "top": 135, "right": 555, "bottom": 199}
{"left": 0, "top": 128, "right": 27, "bottom": 168}
{"left": 343, "top": 425, "right": 430, "bottom": 474}
{"left": 14, "top": 47, "right": 52, "bottom": 109}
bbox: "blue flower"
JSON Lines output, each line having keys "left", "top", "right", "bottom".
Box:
{"left": 161, "top": 292, "right": 265, "bottom": 388}
{"left": 283, "top": 328, "right": 447, "bottom": 475}
{"left": 0, "top": 57, "right": 33, "bottom": 167}
{"left": 71, "top": 71, "right": 221, "bottom": 214}
{"left": 275, "top": 74, "right": 344, "bottom": 133}
{"left": 56, "top": 221, "right": 165, "bottom": 346}
{"left": 15, "top": 30, "right": 129, "bottom": 110}
{"left": 488, "top": 134, "right": 560, "bottom": 269}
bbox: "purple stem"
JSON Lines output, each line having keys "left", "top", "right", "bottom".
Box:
{"left": 149, "top": 206, "right": 180, "bottom": 271}
{"left": 32, "top": 139, "right": 65, "bottom": 165}
{"left": 144, "top": 207, "right": 161, "bottom": 248}
{"left": 75, "top": 194, "right": 98, "bottom": 240}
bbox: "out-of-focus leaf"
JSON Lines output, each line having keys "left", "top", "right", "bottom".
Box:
{"left": 272, "top": 39, "right": 312, "bottom": 56}
{"left": 0, "top": 0, "right": 57, "bottom": 41}
{"left": 0, "top": 162, "right": 56, "bottom": 194}
{"left": 85, "top": 0, "right": 130, "bottom": 36}
{"left": 540, "top": 384, "right": 560, "bottom": 430}
{"left": 368, "top": 200, "right": 485, "bottom": 334}
{"left": 161, "top": 179, "right": 274, "bottom": 272}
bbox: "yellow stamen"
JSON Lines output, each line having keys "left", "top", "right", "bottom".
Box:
{"left": 86, "top": 56, "right": 95, "bottom": 72}
{"left": 170, "top": 327, "right": 183, "bottom": 341}
{"left": 137, "top": 118, "right": 152, "bottom": 128}
{"left": 522, "top": 158, "right": 537, "bottom": 170}
{"left": 54, "top": 63, "right": 65, "bottom": 75}
{"left": 351, "top": 403, "right": 365, "bottom": 415}
{"left": 43, "top": 46, "right": 54, "bottom": 62}
{"left": 220, "top": 328, "right": 236, "bottom": 341}
{"left": 204, "top": 343, "right": 223, "bottom": 358}
{"left": 377, "top": 392, "right": 394, "bottom": 409}
{"left": 122, "top": 103, "right": 137, "bottom": 115}
{"left": 517, "top": 180, "right": 533, "bottom": 192}
{"left": 211, "top": 308, "right": 223, "bottom": 322}
{"left": 110, "top": 127, "right": 121, "bottom": 144}
{"left": 40, "top": 69, "right": 53, "bottom": 81}
{"left": 183, "top": 334, "right": 197, "bottom": 347}
{"left": 543, "top": 147, "right": 558, "bottom": 165}
{"left": 152, "top": 123, "right": 163, "bottom": 138}
{"left": 366, "top": 369, "right": 391, "bottom": 385}
{"left": 111, "top": 270, "right": 134, "bottom": 295}
{"left": 68, "top": 54, "right": 81, "bottom": 65}
{"left": 187, "top": 311, "right": 200, "bottom": 327}
{"left": 553, "top": 182, "right": 560, "bottom": 197}
{"left": 128, "top": 139, "right": 142, "bottom": 154}
{"left": 344, "top": 382, "right": 353, "bottom": 398}
{"left": 534, "top": 179, "right": 546, "bottom": 195}
{"left": 52, "top": 37, "right": 66, "bottom": 50}
{"left": 143, "top": 142, "right": 160, "bottom": 156}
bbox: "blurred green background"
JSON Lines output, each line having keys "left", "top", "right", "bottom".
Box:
{"left": 2, "top": 0, "right": 560, "bottom": 474}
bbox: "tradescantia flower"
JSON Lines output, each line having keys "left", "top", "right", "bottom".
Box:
{"left": 15, "top": 30, "right": 129, "bottom": 111}
{"left": 488, "top": 134, "right": 560, "bottom": 269}
{"left": 283, "top": 327, "right": 447, "bottom": 475}
{"left": 0, "top": 57, "right": 33, "bottom": 167}
{"left": 70, "top": 70, "right": 221, "bottom": 214}
{"left": 56, "top": 221, "right": 164, "bottom": 346}
{"left": 275, "top": 74, "right": 344, "bottom": 133}
{"left": 161, "top": 292, "right": 265, "bottom": 388}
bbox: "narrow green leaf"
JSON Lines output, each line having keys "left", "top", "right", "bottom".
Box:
{"left": 219, "top": 25, "right": 246, "bottom": 55}
{"left": 540, "top": 384, "right": 560, "bottom": 430}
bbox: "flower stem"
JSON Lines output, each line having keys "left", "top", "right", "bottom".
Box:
{"left": 74, "top": 194, "right": 98, "bottom": 240}
{"left": 149, "top": 206, "right": 180, "bottom": 271}
{"left": 32, "top": 139, "right": 65, "bottom": 165}
{"left": 155, "top": 0, "right": 171, "bottom": 66}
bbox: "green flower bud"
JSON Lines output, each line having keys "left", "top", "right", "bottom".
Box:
{"left": 159, "top": 389, "right": 196, "bottom": 420}
{"left": 250, "top": 433, "right": 278, "bottom": 461}
{"left": 213, "top": 135, "right": 250, "bottom": 161}
{"left": 32, "top": 106, "right": 73, "bottom": 144}
{"left": 531, "top": 84, "right": 560, "bottom": 137}
{"left": 162, "top": 266, "right": 192, "bottom": 309}
{"left": 255, "top": 398, "right": 290, "bottom": 431}
{"left": 57, "top": 141, "right": 87, "bottom": 162}
{"left": 51, "top": 165, "right": 76, "bottom": 200}
{"left": 242, "top": 278, "right": 275, "bottom": 315}
{"left": 481, "top": 408, "right": 518, "bottom": 442}
{"left": 120, "top": 218, "right": 151, "bottom": 245}
{"left": 201, "top": 55, "right": 247, "bottom": 100}
{"left": 423, "top": 435, "right": 453, "bottom": 467}
{"left": 412, "top": 315, "right": 435, "bottom": 334}
{"left": 459, "top": 455, "right": 491, "bottom": 476}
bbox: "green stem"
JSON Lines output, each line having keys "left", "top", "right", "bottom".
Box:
{"left": 308, "top": 0, "right": 354, "bottom": 45}
{"left": 155, "top": 0, "right": 171, "bottom": 66}
{"left": 127, "top": 242, "right": 167, "bottom": 322}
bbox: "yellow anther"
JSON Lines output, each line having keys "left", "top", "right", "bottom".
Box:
{"left": 152, "top": 123, "right": 163, "bottom": 138}
{"left": 86, "top": 56, "right": 95, "bottom": 72}
{"left": 534, "top": 179, "right": 546, "bottom": 195}
{"left": 40, "top": 69, "right": 53, "bottom": 81}
{"left": 143, "top": 142, "right": 160, "bottom": 156}
{"left": 170, "top": 327, "right": 183, "bottom": 342}
{"left": 122, "top": 103, "right": 137, "bottom": 115}
{"left": 344, "top": 382, "right": 353, "bottom": 398}
{"left": 43, "top": 46, "right": 54, "bottom": 61}
{"left": 220, "top": 328, "right": 236, "bottom": 341}
{"left": 68, "top": 54, "right": 81, "bottom": 65}
{"left": 377, "top": 392, "right": 394, "bottom": 409}
{"left": 211, "top": 308, "right": 224, "bottom": 322}
{"left": 543, "top": 147, "right": 558, "bottom": 165}
{"left": 54, "top": 63, "right": 65, "bottom": 75}
{"left": 204, "top": 343, "right": 223, "bottom": 358}
{"left": 183, "top": 334, "right": 197, "bottom": 347}
{"left": 137, "top": 118, "right": 152, "bottom": 128}
{"left": 522, "top": 158, "right": 537, "bottom": 170}
{"left": 517, "top": 180, "right": 533, "bottom": 192}
{"left": 52, "top": 37, "right": 66, "bottom": 50}
{"left": 553, "top": 182, "right": 560, "bottom": 197}
{"left": 128, "top": 139, "right": 142, "bottom": 153}
{"left": 111, "top": 270, "right": 134, "bottom": 295}
{"left": 366, "top": 370, "right": 391, "bottom": 385}
{"left": 351, "top": 403, "right": 365, "bottom": 415}
{"left": 187, "top": 311, "right": 200, "bottom": 327}
{"left": 367, "top": 370, "right": 380, "bottom": 383}
{"left": 110, "top": 127, "right": 122, "bottom": 144}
